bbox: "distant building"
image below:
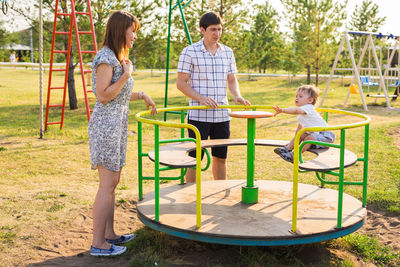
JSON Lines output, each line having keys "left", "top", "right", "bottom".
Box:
{"left": 1, "top": 43, "right": 33, "bottom": 62}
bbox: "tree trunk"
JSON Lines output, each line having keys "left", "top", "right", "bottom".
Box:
{"left": 67, "top": 51, "right": 78, "bottom": 110}
{"left": 315, "top": 18, "right": 320, "bottom": 87}
{"left": 60, "top": 2, "right": 77, "bottom": 110}
{"left": 306, "top": 65, "right": 311, "bottom": 85}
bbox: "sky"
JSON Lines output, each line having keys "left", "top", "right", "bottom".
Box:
{"left": 1, "top": 0, "right": 399, "bottom": 35}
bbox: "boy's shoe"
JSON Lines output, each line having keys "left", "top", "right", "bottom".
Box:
{"left": 90, "top": 244, "right": 127, "bottom": 257}
{"left": 106, "top": 233, "right": 135, "bottom": 244}
{"left": 279, "top": 151, "right": 294, "bottom": 163}
{"left": 274, "top": 146, "right": 290, "bottom": 156}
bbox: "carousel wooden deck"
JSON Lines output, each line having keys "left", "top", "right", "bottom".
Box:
{"left": 137, "top": 180, "right": 366, "bottom": 246}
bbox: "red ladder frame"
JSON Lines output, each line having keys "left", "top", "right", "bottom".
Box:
{"left": 45, "top": 0, "right": 97, "bottom": 131}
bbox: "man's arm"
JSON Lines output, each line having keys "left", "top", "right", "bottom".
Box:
{"left": 227, "top": 73, "right": 250, "bottom": 105}
{"left": 176, "top": 72, "right": 218, "bottom": 108}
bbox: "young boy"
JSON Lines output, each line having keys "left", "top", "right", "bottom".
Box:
{"left": 272, "top": 85, "right": 335, "bottom": 163}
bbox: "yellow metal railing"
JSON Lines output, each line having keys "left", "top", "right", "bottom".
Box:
{"left": 136, "top": 105, "right": 370, "bottom": 232}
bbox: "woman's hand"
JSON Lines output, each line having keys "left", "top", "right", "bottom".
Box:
{"left": 121, "top": 59, "right": 133, "bottom": 77}
{"left": 143, "top": 93, "right": 157, "bottom": 116}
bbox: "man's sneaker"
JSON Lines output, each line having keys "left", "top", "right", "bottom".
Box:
{"left": 274, "top": 146, "right": 290, "bottom": 156}
{"left": 279, "top": 151, "right": 294, "bottom": 163}
{"left": 106, "top": 233, "right": 135, "bottom": 244}
{"left": 90, "top": 244, "right": 127, "bottom": 257}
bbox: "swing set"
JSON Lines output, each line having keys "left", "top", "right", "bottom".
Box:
{"left": 320, "top": 31, "right": 400, "bottom": 111}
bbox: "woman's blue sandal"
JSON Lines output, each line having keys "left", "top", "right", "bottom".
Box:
{"left": 90, "top": 244, "right": 127, "bottom": 256}
{"left": 106, "top": 233, "right": 135, "bottom": 244}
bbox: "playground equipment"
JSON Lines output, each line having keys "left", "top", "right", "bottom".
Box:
{"left": 163, "top": 0, "right": 193, "bottom": 121}
{"left": 44, "top": 0, "right": 97, "bottom": 130}
{"left": 320, "top": 31, "right": 400, "bottom": 111}
{"left": 136, "top": 105, "right": 370, "bottom": 245}
{"left": 39, "top": 0, "right": 43, "bottom": 138}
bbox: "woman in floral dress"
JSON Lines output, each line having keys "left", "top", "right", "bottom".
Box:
{"left": 88, "top": 10, "right": 156, "bottom": 257}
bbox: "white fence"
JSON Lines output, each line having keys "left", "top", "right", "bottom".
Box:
{"left": 0, "top": 62, "right": 347, "bottom": 78}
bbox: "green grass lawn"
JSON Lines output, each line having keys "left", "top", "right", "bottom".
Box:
{"left": 0, "top": 69, "right": 399, "bottom": 266}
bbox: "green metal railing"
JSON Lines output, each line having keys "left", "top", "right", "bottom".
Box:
{"left": 136, "top": 106, "right": 370, "bottom": 233}
{"left": 291, "top": 108, "right": 370, "bottom": 232}
{"left": 164, "top": 0, "right": 193, "bottom": 121}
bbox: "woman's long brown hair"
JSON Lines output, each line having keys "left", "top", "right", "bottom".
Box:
{"left": 102, "top": 11, "right": 140, "bottom": 61}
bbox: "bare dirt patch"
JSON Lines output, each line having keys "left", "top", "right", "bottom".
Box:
{"left": 19, "top": 198, "right": 399, "bottom": 267}
{"left": 386, "top": 126, "right": 400, "bottom": 151}
{"left": 359, "top": 209, "right": 400, "bottom": 252}
{"left": 28, "top": 201, "right": 141, "bottom": 267}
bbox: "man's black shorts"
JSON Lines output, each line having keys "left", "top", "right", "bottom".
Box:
{"left": 187, "top": 119, "right": 230, "bottom": 159}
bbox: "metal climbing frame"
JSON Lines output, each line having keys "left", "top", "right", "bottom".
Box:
{"left": 45, "top": 0, "right": 97, "bottom": 130}
{"left": 163, "top": 0, "right": 193, "bottom": 121}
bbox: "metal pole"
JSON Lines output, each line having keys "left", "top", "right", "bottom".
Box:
{"left": 163, "top": 0, "right": 173, "bottom": 121}
{"left": 138, "top": 122, "right": 143, "bottom": 200}
{"left": 345, "top": 33, "right": 368, "bottom": 111}
{"left": 337, "top": 129, "right": 346, "bottom": 228}
{"left": 320, "top": 33, "right": 345, "bottom": 107}
{"left": 369, "top": 35, "right": 391, "bottom": 107}
{"left": 30, "top": 27, "right": 34, "bottom": 64}
{"left": 39, "top": 0, "right": 43, "bottom": 139}
{"left": 246, "top": 118, "right": 255, "bottom": 188}
{"left": 177, "top": 1, "right": 192, "bottom": 44}
{"left": 362, "top": 124, "right": 369, "bottom": 207}
{"left": 291, "top": 132, "right": 302, "bottom": 233}
{"left": 155, "top": 125, "right": 160, "bottom": 221}
{"left": 180, "top": 110, "right": 185, "bottom": 185}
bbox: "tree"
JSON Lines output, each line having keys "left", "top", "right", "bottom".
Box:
{"left": 349, "top": 0, "right": 386, "bottom": 32}
{"left": 248, "top": 2, "right": 285, "bottom": 73}
{"left": 282, "top": 41, "right": 303, "bottom": 82}
{"left": 168, "top": 0, "right": 251, "bottom": 69}
{"left": 135, "top": 28, "right": 166, "bottom": 74}
{"left": 212, "top": 0, "right": 251, "bottom": 69}
{"left": 11, "top": 0, "right": 88, "bottom": 109}
{"left": 348, "top": 0, "right": 386, "bottom": 65}
{"left": 282, "top": 0, "right": 347, "bottom": 85}
{"left": 0, "top": 22, "right": 10, "bottom": 61}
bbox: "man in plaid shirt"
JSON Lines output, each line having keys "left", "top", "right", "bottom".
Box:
{"left": 177, "top": 11, "right": 250, "bottom": 183}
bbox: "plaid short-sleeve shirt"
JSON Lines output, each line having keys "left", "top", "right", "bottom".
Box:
{"left": 177, "top": 39, "right": 237, "bottom": 122}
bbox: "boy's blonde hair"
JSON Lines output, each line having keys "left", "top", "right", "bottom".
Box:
{"left": 297, "top": 85, "right": 319, "bottom": 105}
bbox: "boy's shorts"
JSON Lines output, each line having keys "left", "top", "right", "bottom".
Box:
{"left": 187, "top": 119, "right": 230, "bottom": 159}
{"left": 310, "top": 131, "right": 335, "bottom": 149}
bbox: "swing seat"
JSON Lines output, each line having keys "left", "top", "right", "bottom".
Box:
{"left": 366, "top": 94, "right": 398, "bottom": 98}
{"left": 349, "top": 84, "right": 359, "bottom": 94}
{"left": 390, "top": 80, "right": 400, "bottom": 87}
{"left": 360, "top": 76, "right": 378, "bottom": 86}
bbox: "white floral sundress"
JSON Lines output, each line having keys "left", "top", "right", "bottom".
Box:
{"left": 88, "top": 47, "right": 133, "bottom": 172}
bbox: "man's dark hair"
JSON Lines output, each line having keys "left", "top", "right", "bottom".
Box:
{"left": 199, "top": 12, "right": 223, "bottom": 30}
